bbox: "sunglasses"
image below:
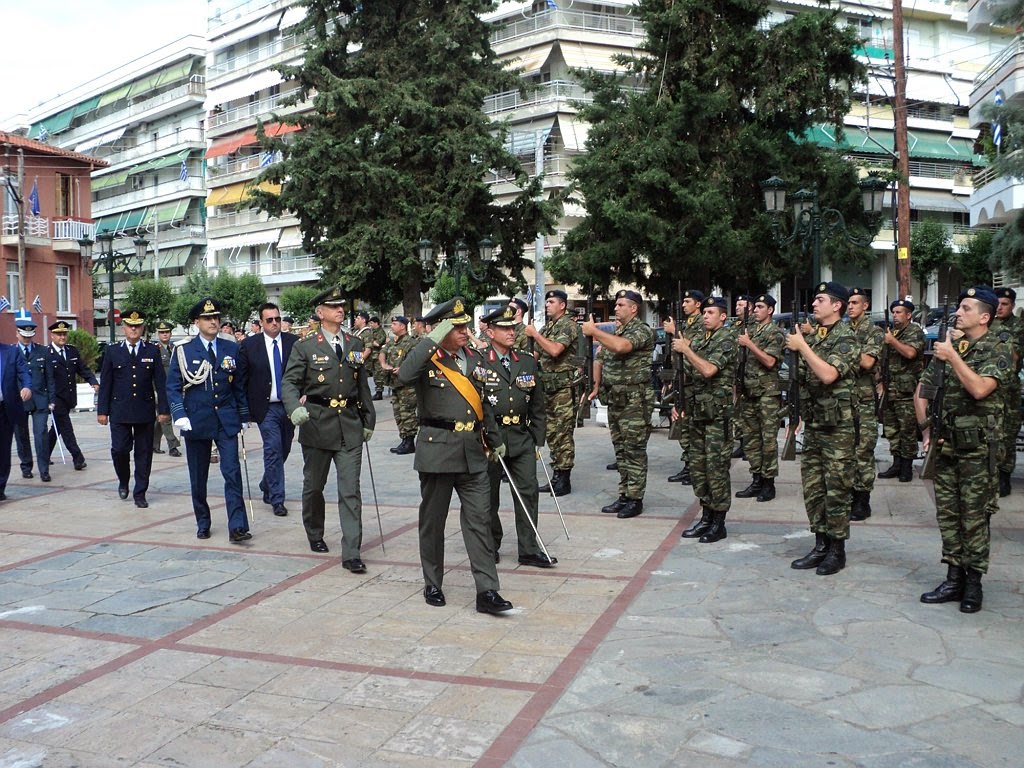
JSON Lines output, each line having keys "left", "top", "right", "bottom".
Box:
{"left": 263, "top": 317, "right": 282, "bottom": 323}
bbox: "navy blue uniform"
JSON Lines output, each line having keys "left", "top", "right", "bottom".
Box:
{"left": 0, "top": 344, "right": 32, "bottom": 496}
{"left": 46, "top": 343, "right": 98, "bottom": 469}
{"left": 14, "top": 342, "right": 41, "bottom": 476}
{"left": 97, "top": 340, "right": 169, "bottom": 503}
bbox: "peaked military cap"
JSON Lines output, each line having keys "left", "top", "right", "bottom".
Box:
{"left": 282, "top": 315, "right": 293, "bottom": 324}
{"left": 615, "top": 289, "right": 643, "bottom": 304}
{"left": 155, "top": 321, "right": 173, "bottom": 332}
{"left": 423, "top": 296, "right": 473, "bottom": 325}
{"left": 814, "top": 281, "right": 849, "bottom": 303}
{"left": 392, "top": 315, "right": 409, "bottom": 326}
{"left": 960, "top": 286, "right": 998, "bottom": 312}
{"left": 890, "top": 298, "right": 914, "bottom": 312}
{"left": 682, "top": 289, "right": 705, "bottom": 302}
{"left": 121, "top": 309, "right": 146, "bottom": 326}
{"left": 49, "top": 320, "right": 72, "bottom": 333}
{"left": 311, "top": 286, "right": 347, "bottom": 307}
{"left": 996, "top": 287, "right": 1017, "bottom": 302}
{"left": 545, "top": 289, "right": 568, "bottom": 302}
{"left": 189, "top": 297, "right": 222, "bottom": 320}
{"left": 482, "top": 305, "right": 518, "bottom": 327}
{"left": 701, "top": 296, "right": 728, "bottom": 311}
{"left": 755, "top": 293, "right": 776, "bottom": 307}
{"left": 510, "top": 297, "right": 529, "bottom": 312}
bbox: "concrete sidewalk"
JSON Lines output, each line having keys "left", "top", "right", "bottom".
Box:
{"left": 0, "top": 405, "right": 1020, "bottom": 767}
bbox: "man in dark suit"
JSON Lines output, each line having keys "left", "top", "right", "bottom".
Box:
{"left": 20, "top": 314, "right": 54, "bottom": 482}
{"left": 46, "top": 321, "right": 99, "bottom": 471}
{"left": 152, "top": 321, "right": 182, "bottom": 457}
{"left": 13, "top": 309, "right": 41, "bottom": 478}
{"left": 238, "top": 302, "right": 298, "bottom": 517}
{"left": 282, "top": 288, "right": 376, "bottom": 568}
{"left": 480, "top": 305, "right": 555, "bottom": 568}
{"left": 396, "top": 297, "right": 513, "bottom": 614}
{"left": 0, "top": 337, "right": 33, "bottom": 499}
{"left": 166, "top": 297, "right": 251, "bottom": 543}
{"left": 97, "top": 310, "right": 170, "bottom": 508}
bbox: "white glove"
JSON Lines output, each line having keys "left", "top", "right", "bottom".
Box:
{"left": 290, "top": 406, "right": 310, "bottom": 425}
{"left": 174, "top": 417, "right": 193, "bottom": 433}
{"left": 240, "top": 422, "right": 249, "bottom": 431}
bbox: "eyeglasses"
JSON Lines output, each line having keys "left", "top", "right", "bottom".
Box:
{"left": 263, "top": 317, "right": 282, "bottom": 323}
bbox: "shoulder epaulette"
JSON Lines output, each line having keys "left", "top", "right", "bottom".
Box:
{"left": 173, "top": 338, "right": 190, "bottom": 347}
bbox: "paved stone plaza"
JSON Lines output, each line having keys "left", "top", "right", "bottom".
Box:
{"left": 0, "top": 406, "right": 1020, "bottom": 767}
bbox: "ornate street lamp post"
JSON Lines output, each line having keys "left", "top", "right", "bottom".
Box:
{"left": 77, "top": 233, "right": 147, "bottom": 343}
{"left": 418, "top": 237, "right": 496, "bottom": 294}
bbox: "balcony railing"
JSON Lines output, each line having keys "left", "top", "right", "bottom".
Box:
{"left": 975, "top": 34, "right": 1024, "bottom": 86}
{"left": 94, "top": 176, "right": 207, "bottom": 211}
{"left": 208, "top": 33, "right": 305, "bottom": 80}
{"left": 215, "top": 253, "right": 318, "bottom": 277}
{"left": 973, "top": 150, "right": 1019, "bottom": 187}
{"left": 490, "top": 9, "right": 645, "bottom": 45}
{"left": 53, "top": 219, "right": 95, "bottom": 241}
{"left": 483, "top": 80, "right": 590, "bottom": 115}
{"left": 2, "top": 214, "right": 48, "bottom": 237}
{"left": 485, "top": 153, "right": 573, "bottom": 184}
{"left": 208, "top": 90, "right": 308, "bottom": 131}
{"left": 111, "top": 127, "right": 206, "bottom": 165}
{"left": 61, "top": 80, "right": 206, "bottom": 145}
{"left": 209, "top": 152, "right": 281, "bottom": 183}
{"left": 1, "top": 215, "right": 95, "bottom": 241}
{"left": 209, "top": 0, "right": 278, "bottom": 30}
{"left": 207, "top": 207, "right": 274, "bottom": 230}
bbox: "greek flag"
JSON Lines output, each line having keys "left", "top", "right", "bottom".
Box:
{"left": 179, "top": 159, "right": 189, "bottom": 182}
{"left": 28, "top": 179, "right": 40, "bottom": 216}
{"left": 994, "top": 89, "right": 1005, "bottom": 150}
{"left": 546, "top": 0, "right": 557, "bottom": 8}
{"left": 37, "top": 126, "right": 49, "bottom": 143}
{"left": 260, "top": 151, "right": 274, "bottom": 167}
{"left": 32, "top": 295, "right": 42, "bottom": 313}
{"left": 0, "top": 296, "right": 10, "bottom": 314}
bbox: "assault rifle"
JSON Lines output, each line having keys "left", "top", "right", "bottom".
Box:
{"left": 735, "top": 303, "right": 750, "bottom": 405}
{"left": 667, "top": 286, "right": 688, "bottom": 440}
{"left": 920, "top": 300, "right": 951, "bottom": 480}
{"left": 781, "top": 302, "right": 801, "bottom": 461}
{"left": 875, "top": 297, "right": 890, "bottom": 419}
{"left": 576, "top": 293, "right": 594, "bottom": 426}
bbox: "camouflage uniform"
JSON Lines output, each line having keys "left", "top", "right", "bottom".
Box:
{"left": 370, "top": 326, "right": 387, "bottom": 393}
{"left": 798, "top": 321, "right": 860, "bottom": 542}
{"left": 919, "top": 329, "right": 1012, "bottom": 576}
{"left": 736, "top": 318, "right": 784, "bottom": 481}
{"left": 673, "top": 311, "right": 704, "bottom": 457}
{"left": 685, "top": 326, "right": 736, "bottom": 514}
{"left": 601, "top": 317, "right": 655, "bottom": 502}
{"left": 880, "top": 322, "right": 925, "bottom": 462}
{"left": 990, "top": 314, "right": 1023, "bottom": 478}
{"left": 537, "top": 313, "right": 580, "bottom": 472}
{"left": 512, "top": 322, "right": 529, "bottom": 352}
{"left": 848, "top": 315, "right": 884, "bottom": 494}
{"left": 383, "top": 333, "right": 419, "bottom": 440}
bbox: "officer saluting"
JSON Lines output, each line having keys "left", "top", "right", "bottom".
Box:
{"left": 166, "top": 297, "right": 251, "bottom": 543}
{"left": 396, "top": 297, "right": 513, "bottom": 614}
{"left": 481, "top": 305, "right": 554, "bottom": 568}
{"left": 96, "top": 310, "right": 170, "bottom": 508}
{"left": 46, "top": 320, "right": 99, "bottom": 471}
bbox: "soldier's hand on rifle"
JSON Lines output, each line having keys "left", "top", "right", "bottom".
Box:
{"left": 785, "top": 332, "right": 809, "bottom": 353}
{"left": 799, "top": 318, "right": 814, "bottom": 335}
{"left": 524, "top": 323, "right": 539, "bottom": 339}
{"left": 932, "top": 336, "right": 955, "bottom": 362}
{"left": 737, "top": 333, "right": 754, "bottom": 349}
{"left": 662, "top": 317, "right": 676, "bottom": 335}
{"left": 883, "top": 328, "right": 897, "bottom": 345}
{"left": 670, "top": 405, "right": 680, "bottom": 422}
{"left": 671, "top": 336, "right": 691, "bottom": 354}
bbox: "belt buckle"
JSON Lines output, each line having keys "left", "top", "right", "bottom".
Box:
{"left": 455, "top": 420, "right": 473, "bottom": 432}
{"left": 511, "top": 415, "right": 520, "bottom": 425}
{"left": 501, "top": 416, "right": 512, "bottom": 426}
{"left": 330, "top": 398, "right": 346, "bottom": 409}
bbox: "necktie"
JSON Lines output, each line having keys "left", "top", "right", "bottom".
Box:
{"left": 207, "top": 343, "right": 216, "bottom": 364}
{"left": 23, "top": 346, "right": 29, "bottom": 361}
{"left": 334, "top": 340, "right": 343, "bottom": 361}
{"left": 61, "top": 348, "right": 66, "bottom": 362}
{"left": 501, "top": 356, "right": 510, "bottom": 372}
{"left": 130, "top": 344, "right": 137, "bottom": 359}
{"left": 273, "top": 338, "right": 283, "bottom": 396}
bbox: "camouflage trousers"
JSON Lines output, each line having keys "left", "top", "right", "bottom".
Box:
{"left": 998, "top": 386, "right": 1021, "bottom": 474}
{"left": 737, "top": 393, "right": 780, "bottom": 479}
{"left": 800, "top": 421, "right": 855, "bottom": 540}
{"left": 853, "top": 397, "right": 878, "bottom": 493}
{"left": 545, "top": 386, "right": 576, "bottom": 471}
{"left": 881, "top": 395, "right": 918, "bottom": 459}
{"left": 371, "top": 361, "right": 387, "bottom": 393}
{"left": 933, "top": 443, "right": 998, "bottom": 573}
{"left": 607, "top": 386, "right": 654, "bottom": 500}
{"left": 675, "top": 412, "right": 689, "bottom": 460}
{"left": 687, "top": 406, "right": 732, "bottom": 513}
{"left": 391, "top": 386, "right": 418, "bottom": 439}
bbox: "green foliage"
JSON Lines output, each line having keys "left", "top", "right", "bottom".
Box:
{"left": 992, "top": 210, "right": 1024, "bottom": 279}
{"left": 909, "top": 219, "right": 954, "bottom": 294}
{"left": 166, "top": 268, "right": 266, "bottom": 329}
{"left": 123, "top": 278, "right": 175, "bottom": 335}
{"left": 957, "top": 228, "right": 995, "bottom": 286}
{"left": 251, "top": 0, "right": 559, "bottom": 317}
{"left": 551, "top": 0, "right": 869, "bottom": 297}
{"left": 278, "top": 285, "right": 321, "bottom": 324}
{"left": 428, "top": 271, "right": 487, "bottom": 310}
{"left": 67, "top": 329, "right": 100, "bottom": 374}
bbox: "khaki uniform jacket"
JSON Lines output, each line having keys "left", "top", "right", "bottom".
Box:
{"left": 480, "top": 346, "right": 546, "bottom": 456}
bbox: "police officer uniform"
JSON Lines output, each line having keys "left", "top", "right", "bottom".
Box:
{"left": 166, "top": 297, "right": 251, "bottom": 542}
{"left": 152, "top": 321, "right": 182, "bottom": 457}
{"left": 480, "top": 305, "right": 553, "bottom": 567}
{"left": 13, "top": 310, "right": 45, "bottom": 479}
{"left": 45, "top": 320, "right": 98, "bottom": 471}
{"left": 96, "top": 310, "right": 170, "bottom": 508}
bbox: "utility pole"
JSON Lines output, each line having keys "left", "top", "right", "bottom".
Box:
{"left": 892, "top": 0, "right": 912, "bottom": 299}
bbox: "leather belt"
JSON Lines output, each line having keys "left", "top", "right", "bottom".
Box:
{"left": 418, "top": 417, "right": 480, "bottom": 432}
{"left": 307, "top": 394, "right": 359, "bottom": 410}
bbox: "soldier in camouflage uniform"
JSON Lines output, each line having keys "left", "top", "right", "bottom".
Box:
{"left": 734, "top": 293, "right": 784, "bottom": 502}
{"left": 584, "top": 290, "right": 655, "bottom": 519}
{"left": 878, "top": 299, "right": 926, "bottom": 482}
{"left": 379, "top": 316, "right": 419, "bottom": 454}
{"left": 787, "top": 282, "right": 860, "bottom": 576}
{"left": 663, "top": 289, "right": 705, "bottom": 483}
{"left": 675, "top": 296, "right": 736, "bottom": 542}
{"left": 526, "top": 289, "right": 579, "bottom": 496}
{"left": 990, "top": 288, "right": 1023, "bottom": 497}
{"left": 510, "top": 298, "right": 530, "bottom": 351}
{"left": 729, "top": 295, "right": 754, "bottom": 458}
{"left": 368, "top": 317, "right": 387, "bottom": 399}
{"left": 915, "top": 286, "right": 1012, "bottom": 613}
{"left": 846, "top": 288, "right": 884, "bottom": 520}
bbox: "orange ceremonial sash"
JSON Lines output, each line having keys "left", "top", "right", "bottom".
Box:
{"left": 430, "top": 352, "right": 484, "bottom": 421}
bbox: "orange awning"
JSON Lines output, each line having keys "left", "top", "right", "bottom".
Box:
{"left": 206, "top": 123, "right": 300, "bottom": 159}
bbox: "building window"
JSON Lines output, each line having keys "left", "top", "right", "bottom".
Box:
{"left": 56, "top": 266, "right": 70, "bottom": 313}
{"left": 6, "top": 262, "right": 19, "bottom": 309}
{"left": 55, "top": 173, "right": 73, "bottom": 217}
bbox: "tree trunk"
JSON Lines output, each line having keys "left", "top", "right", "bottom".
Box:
{"left": 403, "top": 277, "right": 423, "bottom": 319}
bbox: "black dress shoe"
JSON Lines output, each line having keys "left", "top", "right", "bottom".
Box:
{"left": 135, "top": 498, "right": 149, "bottom": 509}
{"left": 169, "top": 447, "right": 182, "bottom": 457}
{"left": 22, "top": 470, "right": 33, "bottom": 479}
{"left": 153, "top": 448, "right": 165, "bottom": 454}
{"left": 272, "top": 503, "right": 288, "bottom": 517}
{"left": 476, "top": 590, "right": 513, "bottom": 614}
{"left": 229, "top": 528, "right": 252, "bottom": 543}
{"left": 518, "top": 553, "right": 558, "bottom": 568}
{"left": 424, "top": 585, "right": 446, "bottom": 606}
{"left": 342, "top": 558, "right": 367, "bottom": 574}
{"left": 40, "top": 473, "right": 51, "bottom": 483}
{"left": 197, "top": 529, "right": 211, "bottom": 539}
{"left": 309, "top": 539, "right": 329, "bottom": 553}
{"left": 616, "top": 499, "right": 644, "bottom": 519}
{"left": 0, "top": 492, "right": 7, "bottom": 501}
{"left": 118, "top": 485, "right": 129, "bottom": 500}
{"left": 74, "top": 462, "right": 87, "bottom": 471}
{"left": 606, "top": 462, "right": 618, "bottom": 470}
{"left": 494, "top": 550, "right": 501, "bottom": 564}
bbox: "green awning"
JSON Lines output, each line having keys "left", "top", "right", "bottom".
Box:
{"left": 72, "top": 95, "right": 100, "bottom": 118}
{"left": 802, "top": 124, "right": 893, "bottom": 155}
{"left": 91, "top": 171, "right": 130, "bottom": 191}
{"left": 907, "top": 133, "right": 976, "bottom": 161}
{"left": 149, "top": 199, "right": 189, "bottom": 224}
{"left": 156, "top": 246, "right": 194, "bottom": 271}
{"left": 30, "top": 108, "right": 75, "bottom": 139}
{"left": 128, "top": 60, "right": 194, "bottom": 99}
{"left": 127, "top": 149, "right": 191, "bottom": 177}
{"left": 97, "top": 83, "right": 132, "bottom": 108}
{"left": 95, "top": 211, "right": 128, "bottom": 235}
{"left": 121, "top": 208, "right": 148, "bottom": 230}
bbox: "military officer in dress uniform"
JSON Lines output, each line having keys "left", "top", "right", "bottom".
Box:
{"left": 46, "top": 321, "right": 99, "bottom": 471}
{"left": 166, "top": 297, "right": 251, "bottom": 543}
{"left": 481, "top": 305, "right": 554, "bottom": 568}
{"left": 13, "top": 310, "right": 43, "bottom": 479}
{"left": 96, "top": 310, "right": 170, "bottom": 508}
{"left": 396, "top": 296, "right": 513, "bottom": 614}
{"left": 282, "top": 288, "right": 375, "bottom": 569}
{"left": 152, "top": 321, "right": 182, "bottom": 457}
{"left": 380, "top": 315, "right": 419, "bottom": 454}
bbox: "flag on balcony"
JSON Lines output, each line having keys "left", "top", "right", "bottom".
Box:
{"left": 994, "top": 89, "right": 1004, "bottom": 151}
{"left": 179, "top": 159, "right": 189, "bottom": 182}
{"left": 546, "top": 0, "right": 558, "bottom": 8}
{"left": 28, "top": 179, "right": 40, "bottom": 216}
{"left": 260, "top": 151, "right": 274, "bottom": 167}
{"left": 0, "top": 297, "right": 10, "bottom": 314}
{"left": 32, "top": 295, "right": 42, "bottom": 313}
{"left": 37, "top": 126, "right": 49, "bottom": 143}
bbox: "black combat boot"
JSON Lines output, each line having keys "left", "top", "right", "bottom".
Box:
{"left": 735, "top": 473, "right": 763, "bottom": 499}
{"left": 898, "top": 456, "right": 914, "bottom": 482}
{"left": 791, "top": 533, "right": 829, "bottom": 570}
{"left": 920, "top": 565, "right": 965, "bottom": 604}
{"left": 393, "top": 437, "right": 415, "bottom": 455}
{"left": 877, "top": 457, "right": 902, "bottom": 479}
{"left": 538, "top": 470, "right": 560, "bottom": 494}
{"left": 756, "top": 477, "right": 776, "bottom": 502}
{"left": 602, "top": 496, "right": 628, "bottom": 514}
{"left": 960, "top": 569, "right": 984, "bottom": 613}
{"left": 616, "top": 498, "right": 643, "bottom": 519}
{"left": 698, "top": 511, "right": 727, "bottom": 543}
{"left": 668, "top": 464, "right": 690, "bottom": 483}
{"left": 552, "top": 469, "right": 572, "bottom": 496}
{"left": 998, "top": 470, "right": 1011, "bottom": 498}
{"left": 815, "top": 537, "right": 846, "bottom": 575}
{"left": 731, "top": 440, "right": 744, "bottom": 459}
{"left": 850, "top": 490, "right": 872, "bottom": 521}
{"left": 681, "top": 508, "right": 714, "bottom": 539}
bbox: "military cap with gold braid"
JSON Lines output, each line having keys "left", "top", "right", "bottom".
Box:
{"left": 121, "top": 309, "right": 146, "bottom": 326}
{"left": 49, "top": 320, "right": 72, "bottom": 333}
{"left": 155, "top": 320, "right": 173, "bottom": 332}
{"left": 189, "top": 297, "right": 223, "bottom": 321}
{"left": 481, "top": 305, "right": 518, "bottom": 327}
{"left": 312, "top": 285, "right": 347, "bottom": 307}
{"left": 423, "top": 296, "right": 473, "bottom": 325}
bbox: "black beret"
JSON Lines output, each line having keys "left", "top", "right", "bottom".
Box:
{"left": 755, "top": 294, "right": 776, "bottom": 307}
{"left": 615, "top": 289, "right": 643, "bottom": 304}
{"left": 510, "top": 298, "right": 529, "bottom": 312}
{"left": 392, "top": 315, "right": 408, "bottom": 326}
{"left": 701, "top": 296, "right": 728, "bottom": 311}
{"left": 682, "top": 289, "right": 705, "bottom": 302}
{"left": 996, "top": 287, "right": 1017, "bottom": 302}
{"left": 545, "top": 289, "right": 568, "bottom": 302}
{"left": 848, "top": 287, "right": 870, "bottom": 298}
{"left": 814, "top": 281, "right": 849, "bottom": 303}
{"left": 960, "top": 286, "right": 998, "bottom": 311}
{"left": 890, "top": 299, "right": 915, "bottom": 312}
